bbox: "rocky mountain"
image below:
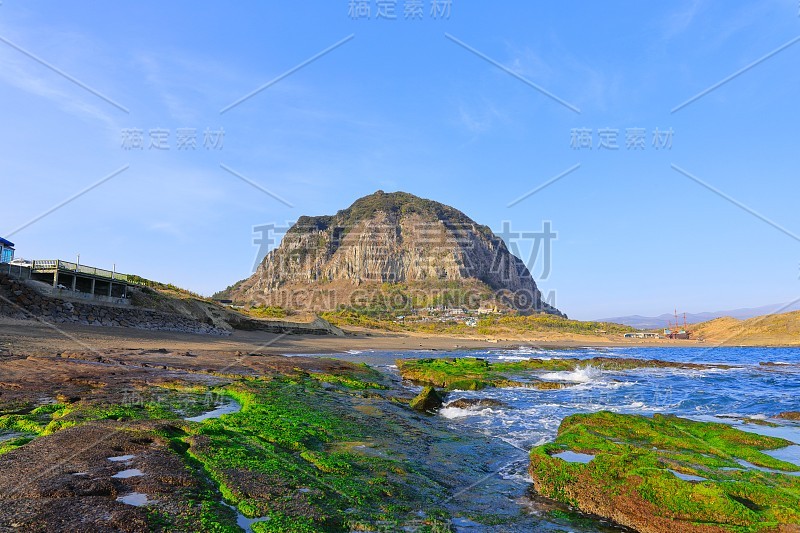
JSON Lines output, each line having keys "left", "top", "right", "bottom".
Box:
{"left": 221, "top": 191, "right": 564, "bottom": 316}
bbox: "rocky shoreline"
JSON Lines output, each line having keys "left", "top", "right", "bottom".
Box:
{"left": 2, "top": 340, "right": 799, "bottom": 532}
{"left": 0, "top": 347, "right": 566, "bottom": 531}
{"left": 396, "top": 356, "right": 735, "bottom": 390}
{"left": 529, "top": 412, "right": 800, "bottom": 533}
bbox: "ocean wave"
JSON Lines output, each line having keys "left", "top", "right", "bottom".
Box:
{"left": 497, "top": 460, "right": 534, "bottom": 483}
{"left": 635, "top": 366, "right": 744, "bottom": 378}
{"left": 439, "top": 406, "right": 504, "bottom": 419}
{"left": 490, "top": 347, "right": 550, "bottom": 358}
{"left": 540, "top": 365, "right": 603, "bottom": 383}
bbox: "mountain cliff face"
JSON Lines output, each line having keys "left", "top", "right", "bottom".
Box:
{"left": 224, "top": 191, "right": 564, "bottom": 316}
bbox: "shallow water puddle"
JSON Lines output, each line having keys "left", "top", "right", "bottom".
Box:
{"left": 185, "top": 400, "right": 242, "bottom": 422}
{"left": 668, "top": 470, "right": 706, "bottom": 482}
{"left": 112, "top": 468, "right": 144, "bottom": 479}
{"left": 727, "top": 458, "right": 800, "bottom": 476}
{"left": 0, "top": 431, "right": 27, "bottom": 443}
{"left": 450, "top": 516, "right": 483, "bottom": 528}
{"left": 221, "top": 502, "right": 269, "bottom": 532}
{"left": 117, "top": 492, "right": 150, "bottom": 506}
{"left": 763, "top": 445, "right": 800, "bottom": 467}
{"left": 703, "top": 417, "right": 800, "bottom": 445}
{"left": 108, "top": 454, "right": 136, "bottom": 462}
{"left": 552, "top": 451, "right": 595, "bottom": 463}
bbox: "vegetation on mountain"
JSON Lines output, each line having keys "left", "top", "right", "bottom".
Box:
{"left": 689, "top": 310, "right": 800, "bottom": 346}
{"left": 322, "top": 306, "right": 632, "bottom": 337}
{"left": 292, "top": 190, "right": 494, "bottom": 241}
{"left": 221, "top": 190, "right": 563, "bottom": 316}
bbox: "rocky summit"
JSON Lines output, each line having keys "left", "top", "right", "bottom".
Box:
{"left": 223, "top": 190, "right": 564, "bottom": 315}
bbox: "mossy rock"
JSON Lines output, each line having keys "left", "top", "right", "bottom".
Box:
{"left": 529, "top": 411, "right": 800, "bottom": 533}
{"left": 396, "top": 357, "right": 731, "bottom": 391}
{"left": 409, "top": 386, "right": 445, "bottom": 412}
{"left": 444, "top": 398, "right": 507, "bottom": 410}
{"left": 776, "top": 412, "right": 800, "bottom": 421}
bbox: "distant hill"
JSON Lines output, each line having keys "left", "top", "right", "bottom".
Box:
{"left": 597, "top": 301, "right": 800, "bottom": 330}
{"left": 690, "top": 310, "right": 800, "bottom": 346}
{"left": 217, "top": 190, "right": 564, "bottom": 316}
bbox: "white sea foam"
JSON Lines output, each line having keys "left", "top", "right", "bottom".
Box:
{"left": 540, "top": 365, "right": 602, "bottom": 383}
{"left": 439, "top": 406, "right": 502, "bottom": 419}
{"left": 497, "top": 460, "right": 534, "bottom": 483}
{"left": 493, "top": 346, "right": 548, "bottom": 356}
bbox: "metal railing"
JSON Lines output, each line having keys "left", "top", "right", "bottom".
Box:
{"left": 0, "top": 263, "right": 32, "bottom": 279}
{"left": 31, "top": 260, "right": 129, "bottom": 282}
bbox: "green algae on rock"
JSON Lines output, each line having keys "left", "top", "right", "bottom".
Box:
{"left": 396, "top": 356, "right": 730, "bottom": 391}
{"left": 0, "top": 359, "right": 456, "bottom": 531}
{"left": 528, "top": 411, "right": 800, "bottom": 533}
{"left": 182, "top": 376, "right": 455, "bottom": 531}
{"left": 409, "top": 386, "right": 445, "bottom": 412}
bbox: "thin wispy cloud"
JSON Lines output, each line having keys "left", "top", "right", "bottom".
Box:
{"left": 663, "top": 0, "right": 706, "bottom": 39}
{"left": 148, "top": 221, "right": 187, "bottom": 240}
{"left": 457, "top": 100, "right": 506, "bottom": 134}
{"left": 131, "top": 51, "right": 248, "bottom": 123}
{"left": 500, "top": 37, "right": 619, "bottom": 114}
{"left": 0, "top": 44, "right": 122, "bottom": 132}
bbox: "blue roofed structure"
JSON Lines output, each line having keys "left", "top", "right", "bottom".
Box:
{"left": 0, "top": 238, "right": 14, "bottom": 264}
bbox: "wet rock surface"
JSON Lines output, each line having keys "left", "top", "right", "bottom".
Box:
{"left": 0, "top": 344, "right": 561, "bottom": 531}
{"left": 409, "top": 386, "right": 445, "bottom": 412}
{"left": 444, "top": 398, "right": 508, "bottom": 410}
{"left": 0, "top": 421, "right": 200, "bottom": 532}
{"left": 396, "top": 356, "right": 733, "bottom": 390}
{"left": 529, "top": 411, "right": 800, "bottom": 533}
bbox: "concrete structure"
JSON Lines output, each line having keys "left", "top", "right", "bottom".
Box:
{"left": 30, "top": 260, "right": 129, "bottom": 298}
{"left": 624, "top": 332, "right": 661, "bottom": 339}
{"left": 0, "top": 273, "right": 229, "bottom": 335}
{"left": 0, "top": 238, "right": 14, "bottom": 264}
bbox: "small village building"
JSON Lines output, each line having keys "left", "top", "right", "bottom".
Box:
{"left": 624, "top": 332, "right": 661, "bottom": 339}
{"left": 0, "top": 238, "right": 14, "bottom": 264}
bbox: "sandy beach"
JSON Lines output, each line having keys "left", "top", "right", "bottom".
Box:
{"left": 0, "top": 316, "right": 714, "bottom": 357}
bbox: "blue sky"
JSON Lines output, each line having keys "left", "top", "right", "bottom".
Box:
{"left": 1, "top": 1, "right": 799, "bottom": 320}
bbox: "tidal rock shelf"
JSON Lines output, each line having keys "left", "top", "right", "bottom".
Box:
{"left": 528, "top": 411, "right": 800, "bottom": 533}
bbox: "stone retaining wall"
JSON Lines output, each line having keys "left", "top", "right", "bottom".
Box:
{"left": 0, "top": 274, "right": 230, "bottom": 336}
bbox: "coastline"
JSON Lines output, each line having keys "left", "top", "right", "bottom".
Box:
{"left": 1, "top": 317, "right": 795, "bottom": 357}
{"left": 2, "top": 316, "right": 798, "bottom": 531}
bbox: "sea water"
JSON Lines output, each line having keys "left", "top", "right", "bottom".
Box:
{"left": 338, "top": 346, "right": 800, "bottom": 451}
{"left": 296, "top": 346, "right": 800, "bottom": 530}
